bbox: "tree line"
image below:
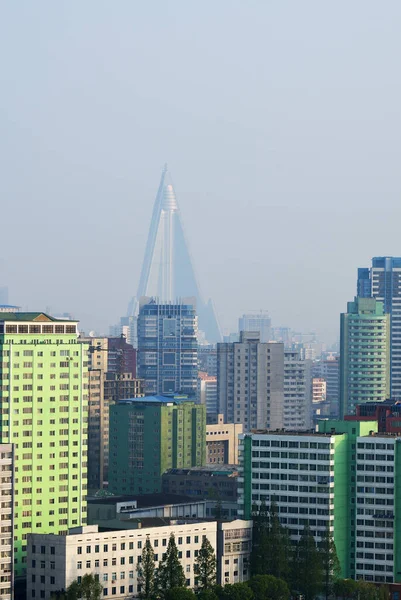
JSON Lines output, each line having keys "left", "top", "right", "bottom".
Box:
{"left": 250, "top": 501, "right": 389, "bottom": 600}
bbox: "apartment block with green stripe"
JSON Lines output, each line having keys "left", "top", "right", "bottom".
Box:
{"left": 237, "top": 420, "right": 395, "bottom": 582}
{"left": 0, "top": 312, "right": 89, "bottom": 578}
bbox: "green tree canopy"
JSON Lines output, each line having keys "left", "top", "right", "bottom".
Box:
{"left": 164, "top": 587, "right": 196, "bottom": 600}
{"left": 250, "top": 502, "right": 291, "bottom": 581}
{"left": 80, "top": 574, "right": 103, "bottom": 600}
{"left": 194, "top": 536, "right": 217, "bottom": 590}
{"left": 137, "top": 536, "right": 156, "bottom": 599}
{"left": 156, "top": 533, "right": 186, "bottom": 594}
{"left": 247, "top": 574, "right": 290, "bottom": 600}
{"left": 217, "top": 582, "right": 254, "bottom": 600}
{"left": 292, "top": 524, "right": 323, "bottom": 600}
{"left": 318, "top": 524, "right": 341, "bottom": 600}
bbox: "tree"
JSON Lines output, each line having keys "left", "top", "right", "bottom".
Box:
{"left": 292, "top": 524, "right": 323, "bottom": 600}
{"left": 250, "top": 500, "right": 270, "bottom": 576}
{"left": 217, "top": 582, "right": 254, "bottom": 600}
{"left": 247, "top": 574, "right": 290, "bottom": 600}
{"left": 250, "top": 502, "right": 291, "bottom": 581}
{"left": 266, "top": 503, "right": 292, "bottom": 581}
{"left": 156, "top": 533, "right": 186, "bottom": 594}
{"left": 198, "top": 590, "right": 219, "bottom": 600}
{"left": 333, "top": 578, "right": 358, "bottom": 600}
{"left": 137, "top": 536, "right": 156, "bottom": 598}
{"left": 318, "top": 525, "right": 341, "bottom": 600}
{"left": 194, "top": 536, "right": 217, "bottom": 590}
{"left": 80, "top": 574, "right": 103, "bottom": 600}
{"left": 164, "top": 588, "right": 196, "bottom": 600}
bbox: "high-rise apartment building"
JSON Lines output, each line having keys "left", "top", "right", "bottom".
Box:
{"left": 283, "top": 350, "right": 312, "bottom": 430}
{"left": 217, "top": 332, "right": 284, "bottom": 432}
{"left": 238, "top": 420, "right": 385, "bottom": 582}
{"left": 313, "top": 356, "right": 340, "bottom": 417}
{"left": 197, "top": 371, "right": 218, "bottom": 415}
{"left": 357, "top": 257, "right": 401, "bottom": 398}
{"left": 138, "top": 297, "right": 198, "bottom": 397}
{"left": 0, "top": 312, "right": 88, "bottom": 577}
{"left": 109, "top": 396, "right": 205, "bottom": 495}
{"left": 0, "top": 444, "right": 13, "bottom": 600}
{"left": 238, "top": 311, "right": 272, "bottom": 343}
{"left": 340, "top": 297, "right": 390, "bottom": 418}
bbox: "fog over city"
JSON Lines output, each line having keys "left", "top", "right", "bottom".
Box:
{"left": 1, "top": 1, "right": 401, "bottom": 343}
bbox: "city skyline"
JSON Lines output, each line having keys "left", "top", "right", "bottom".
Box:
{"left": 2, "top": 2, "right": 401, "bottom": 344}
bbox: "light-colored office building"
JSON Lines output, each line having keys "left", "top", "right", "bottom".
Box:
{"left": 27, "top": 520, "right": 252, "bottom": 599}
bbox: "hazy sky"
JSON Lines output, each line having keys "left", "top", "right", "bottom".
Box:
{"left": 1, "top": 1, "right": 401, "bottom": 343}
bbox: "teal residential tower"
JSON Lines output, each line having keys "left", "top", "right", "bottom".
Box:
{"left": 340, "top": 297, "right": 390, "bottom": 417}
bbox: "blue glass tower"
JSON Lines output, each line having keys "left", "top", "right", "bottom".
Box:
{"left": 358, "top": 257, "right": 401, "bottom": 399}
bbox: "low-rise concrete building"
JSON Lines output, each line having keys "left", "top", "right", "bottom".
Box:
{"left": 162, "top": 466, "right": 238, "bottom": 502}
{"left": 27, "top": 520, "right": 252, "bottom": 599}
{"left": 206, "top": 415, "right": 242, "bottom": 465}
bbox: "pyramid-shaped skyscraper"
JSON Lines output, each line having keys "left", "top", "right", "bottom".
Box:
{"left": 128, "top": 166, "right": 221, "bottom": 343}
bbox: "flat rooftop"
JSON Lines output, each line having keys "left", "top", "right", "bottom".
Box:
{"left": 164, "top": 466, "right": 238, "bottom": 477}
{"left": 88, "top": 493, "right": 198, "bottom": 507}
{"left": 249, "top": 429, "right": 335, "bottom": 437}
{"left": 117, "top": 395, "right": 194, "bottom": 406}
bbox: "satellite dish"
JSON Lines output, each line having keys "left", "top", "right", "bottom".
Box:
{"left": 89, "top": 331, "right": 96, "bottom": 338}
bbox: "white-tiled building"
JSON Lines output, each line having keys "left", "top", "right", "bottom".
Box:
{"left": 238, "top": 432, "right": 336, "bottom": 541}
{"left": 27, "top": 520, "right": 252, "bottom": 599}
{"left": 355, "top": 435, "right": 398, "bottom": 584}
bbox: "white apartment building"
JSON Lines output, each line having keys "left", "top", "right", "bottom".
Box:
{"left": 27, "top": 520, "right": 252, "bottom": 599}
{"left": 238, "top": 432, "right": 337, "bottom": 542}
{"left": 355, "top": 434, "right": 398, "bottom": 584}
{"left": 283, "top": 351, "right": 312, "bottom": 430}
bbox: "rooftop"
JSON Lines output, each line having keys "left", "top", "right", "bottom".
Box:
{"left": 117, "top": 395, "right": 194, "bottom": 406}
{"left": 88, "top": 493, "right": 196, "bottom": 507}
{"left": 0, "top": 312, "right": 78, "bottom": 323}
{"left": 248, "top": 429, "right": 334, "bottom": 437}
{"left": 163, "top": 466, "right": 238, "bottom": 477}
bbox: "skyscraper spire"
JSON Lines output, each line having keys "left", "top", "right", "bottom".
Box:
{"left": 129, "top": 166, "right": 222, "bottom": 343}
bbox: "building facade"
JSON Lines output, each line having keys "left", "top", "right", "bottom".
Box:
{"left": 162, "top": 465, "right": 238, "bottom": 501}
{"left": 27, "top": 522, "right": 217, "bottom": 599}
{"left": 217, "top": 332, "right": 284, "bottom": 432}
{"left": 312, "top": 356, "right": 340, "bottom": 417}
{"left": 358, "top": 257, "right": 401, "bottom": 398}
{"left": 0, "top": 444, "right": 13, "bottom": 600}
{"left": 238, "top": 312, "right": 272, "bottom": 343}
{"left": 0, "top": 312, "right": 88, "bottom": 577}
{"left": 138, "top": 298, "right": 198, "bottom": 397}
{"left": 109, "top": 397, "right": 206, "bottom": 495}
{"left": 206, "top": 415, "right": 242, "bottom": 464}
{"left": 283, "top": 350, "right": 312, "bottom": 430}
{"left": 340, "top": 297, "right": 390, "bottom": 418}
{"left": 238, "top": 420, "right": 379, "bottom": 580}
{"left": 197, "top": 372, "right": 218, "bottom": 416}
{"left": 79, "top": 337, "right": 143, "bottom": 492}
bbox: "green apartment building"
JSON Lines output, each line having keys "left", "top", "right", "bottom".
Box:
{"left": 340, "top": 297, "right": 390, "bottom": 418}
{"left": 0, "top": 312, "right": 89, "bottom": 577}
{"left": 109, "top": 396, "right": 206, "bottom": 495}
